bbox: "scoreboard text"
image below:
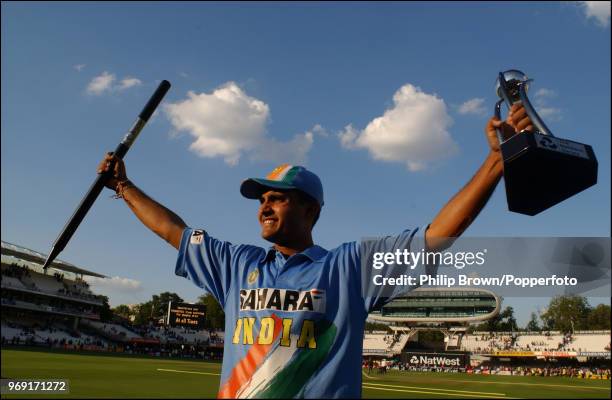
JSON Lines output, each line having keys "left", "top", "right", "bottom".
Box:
{"left": 167, "top": 302, "right": 206, "bottom": 329}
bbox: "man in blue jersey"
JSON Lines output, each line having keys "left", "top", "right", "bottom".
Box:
{"left": 98, "top": 103, "right": 532, "bottom": 398}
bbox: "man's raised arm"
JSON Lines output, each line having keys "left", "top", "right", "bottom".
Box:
{"left": 97, "top": 153, "right": 187, "bottom": 250}
{"left": 425, "top": 103, "right": 534, "bottom": 252}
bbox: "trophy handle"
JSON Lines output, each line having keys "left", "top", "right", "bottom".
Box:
{"left": 494, "top": 99, "right": 506, "bottom": 144}
{"left": 518, "top": 81, "right": 554, "bottom": 137}
{"left": 494, "top": 72, "right": 518, "bottom": 145}
{"left": 497, "top": 72, "right": 514, "bottom": 107}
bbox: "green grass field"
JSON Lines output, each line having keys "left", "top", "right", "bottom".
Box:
{"left": 1, "top": 348, "right": 610, "bottom": 398}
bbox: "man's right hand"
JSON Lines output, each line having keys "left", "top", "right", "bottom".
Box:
{"left": 97, "top": 152, "right": 128, "bottom": 191}
{"left": 95, "top": 151, "right": 187, "bottom": 249}
{"left": 485, "top": 103, "right": 534, "bottom": 154}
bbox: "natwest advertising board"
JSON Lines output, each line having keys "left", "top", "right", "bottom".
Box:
{"left": 401, "top": 352, "right": 469, "bottom": 367}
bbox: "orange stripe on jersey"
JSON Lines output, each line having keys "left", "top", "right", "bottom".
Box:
{"left": 217, "top": 314, "right": 283, "bottom": 398}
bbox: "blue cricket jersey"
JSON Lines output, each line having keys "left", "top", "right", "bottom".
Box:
{"left": 175, "top": 225, "right": 430, "bottom": 398}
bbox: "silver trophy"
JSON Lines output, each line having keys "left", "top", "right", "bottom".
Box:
{"left": 494, "top": 69, "right": 598, "bottom": 216}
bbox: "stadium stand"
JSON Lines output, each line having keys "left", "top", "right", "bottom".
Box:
{"left": 514, "top": 333, "right": 565, "bottom": 351}
{"left": 1, "top": 263, "right": 104, "bottom": 305}
{"left": 30, "top": 272, "right": 64, "bottom": 293}
{"left": 86, "top": 321, "right": 142, "bottom": 340}
{"left": 459, "top": 331, "right": 612, "bottom": 354}
{"left": 1, "top": 276, "right": 28, "bottom": 290}
{"left": 1, "top": 242, "right": 112, "bottom": 351}
{"left": 363, "top": 333, "right": 390, "bottom": 354}
{"left": 459, "top": 332, "right": 515, "bottom": 353}
{"left": 1, "top": 315, "right": 109, "bottom": 348}
{"left": 362, "top": 332, "right": 411, "bottom": 355}
{"left": 566, "top": 332, "right": 610, "bottom": 352}
{"left": 2, "top": 246, "right": 225, "bottom": 359}
{"left": 142, "top": 325, "right": 210, "bottom": 344}
{"left": 169, "top": 326, "right": 210, "bottom": 343}
{"left": 390, "top": 333, "right": 410, "bottom": 353}
{"left": 1, "top": 323, "right": 24, "bottom": 341}
{"left": 445, "top": 334, "right": 461, "bottom": 350}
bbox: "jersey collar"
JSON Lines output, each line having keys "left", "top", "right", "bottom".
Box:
{"left": 264, "top": 244, "right": 328, "bottom": 262}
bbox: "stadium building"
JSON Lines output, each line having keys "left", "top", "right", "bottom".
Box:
{"left": 364, "top": 287, "right": 610, "bottom": 373}
{"left": 1, "top": 241, "right": 223, "bottom": 358}
{"left": 363, "top": 288, "right": 500, "bottom": 369}
{"left": 1, "top": 241, "right": 111, "bottom": 350}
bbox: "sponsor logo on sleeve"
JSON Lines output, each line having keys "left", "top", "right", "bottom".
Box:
{"left": 190, "top": 230, "right": 204, "bottom": 245}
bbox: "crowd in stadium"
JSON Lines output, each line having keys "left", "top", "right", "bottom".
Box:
{"left": 2, "top": 263, "right": 105, "bottom": 303}
{"left": 361, "top": 359, "right": 610, "bottom": 379}
{"left": 1, "top": 331, "right": 108, "bottom": 349}
{"left": 2, "top": 263, "right": 31, "bottom": 280}
{"left": 464, "top": 331, "right": 579, "bottom": 353}
{"left": 509, "top": 366, "right": 610, "bottom": 379}
{"left": 1, "top": 314, "right": 225, "bottom": 360}
{"left": 2, "top": 291, "right": 99, "bottom": 317}
{"left": 121, "top": 341, "right": 223, "bottom": 360}
{"left": 1, "top": 315, "right": 108, "bottom": 349}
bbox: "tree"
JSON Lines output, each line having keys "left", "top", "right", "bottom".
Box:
{"left": 99, "top": 295, "right": 112, "bottom": 322}
{"left": 112, "top": 304, "right": 132, "bottom": 320}
{"left": 540, "top": 295, "right": 591, "bottom": 333}
{"left": 473, "top": 318, "right": 497, "bottom": 332}
{"left": 197, "top": 294, "right": 225, "bottom": 330}
{"left": 133, "top": 302, "right": 153, "bottom": 326}
{"left": 525, "top": 312, "right": 541, "bottom": 332}
{"left": 151, "top": 292, "right": 184, "bottom": 320}
{"left": 587, "top": 304, "right": 611, "bottom": 330}
{"left": 474, "top": 306, "right": 517, "bottom": 332}
{"left": 132, "top": 292, "right": 184, "bottom": 326}
{"left": 498, "top": 306, "right": 518, "bottom": 332}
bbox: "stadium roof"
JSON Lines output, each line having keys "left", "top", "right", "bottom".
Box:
{"left": 1, "top": 240, "right": 106, "bottom": 278}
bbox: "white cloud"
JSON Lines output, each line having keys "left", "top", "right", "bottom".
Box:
{"left": 338, "top": 84, "right": 458, "bottom": 171}
{"left": 164, "top": 82, "right": 315, "bottom": 165}
{"left": 311, "top": 124, "right": 329, "bottom": 137}
{"left": 83, "top": 276, "right": 142, "bottom": 293}
{"left": 458, "top": 98, "right": 486, "bottom": 116}
{"left": 534, "top": 88, "right": 557, "bottom": 99}
{"left": 180, "top": 72, "right": 189, "bottom": 78}
{"left": 86, "top": 71, "right": 116, "bottom": 95}
{"left": 251, "top": 131, "right": 314, "bottom": 165}
{"left": 533, "top": 87, "right": 562, "bottom": 122}
{"left": 578, "top": 1, "right": 611, "bottom": 27}
{"left": 86, "top": 72, "right": 143, "bottom": 95}
{"left": 117, "top": 77, "right": 142, "bottom": 90}
{"left": 338, "top": 124, "right": 360, "bottom": 150}
{"left": 74, "top": 64, "right": 86, "bottom": 72}
{"left": 537, "top": 107, "right": 563, "bottom": 121}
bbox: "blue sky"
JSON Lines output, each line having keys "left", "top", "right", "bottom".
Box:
{"left": 2, "top": 2, "right": 610, "bottom": 326}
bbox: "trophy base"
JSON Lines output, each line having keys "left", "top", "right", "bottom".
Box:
{"left": 501, "top": 132, "right": 598, "bottom": 216}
